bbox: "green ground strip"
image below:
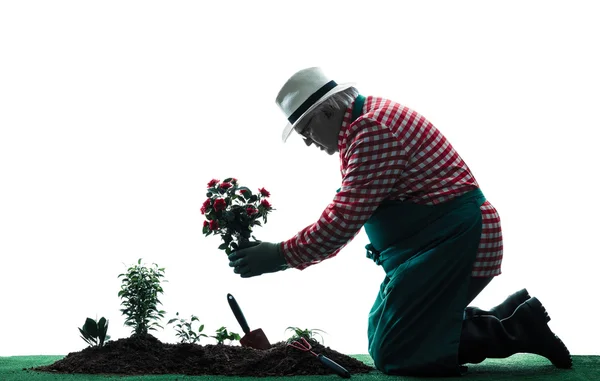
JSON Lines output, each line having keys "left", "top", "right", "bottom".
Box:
{"left": 1, "top": 354, "right": 598, "bottom": 381}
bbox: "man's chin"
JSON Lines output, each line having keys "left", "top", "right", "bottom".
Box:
{"left": 314, "top": 145, "right": 337, "bottom": 155}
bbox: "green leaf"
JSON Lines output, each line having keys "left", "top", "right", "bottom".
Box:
{"left": 79, "top": 333, "right": 95, "bottom": 347}
{"left": 218, "top": 243, "right": 228, "bottom": 250}
{"left": 98, "top": 318, "right": 109, "bottom": 346}
{"left": 78, "top": 328, "right": 93, "bottom": 342}
{"left": 83, "top": 318, "right": 98, "bottom": 338}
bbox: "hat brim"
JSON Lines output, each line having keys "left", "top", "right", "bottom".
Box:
{"left": 281, "top": 83, "right": 356, "bottom": 143}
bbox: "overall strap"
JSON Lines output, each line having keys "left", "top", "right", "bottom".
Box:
{"left": 351, "top": 95, "right": 366, "bottom": 122}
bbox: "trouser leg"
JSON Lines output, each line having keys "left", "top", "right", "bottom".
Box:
{"left": 367, "top": 269, "right": 470, "bottom": 376}
{"left": 466, "top": 276, "right": 493, "bottom": 304}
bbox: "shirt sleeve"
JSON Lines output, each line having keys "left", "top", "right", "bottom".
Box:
{"left": 280, "top": 119, "right": 407, "bottom": 270}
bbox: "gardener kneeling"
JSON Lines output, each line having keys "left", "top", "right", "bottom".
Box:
{"left": 228, "top": 67, "right": 572, "bottom": 376}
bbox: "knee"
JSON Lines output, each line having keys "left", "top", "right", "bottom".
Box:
{"left": 368, "top": 342, "right": 395, "bottom": 373}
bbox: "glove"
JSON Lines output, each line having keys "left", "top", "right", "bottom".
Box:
{"left": 228, "top": 240, "right": 288, "bottom": 278}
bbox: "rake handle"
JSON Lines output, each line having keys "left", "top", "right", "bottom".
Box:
{"left": 317, "top": 354, "right": 351, "bottom": 378}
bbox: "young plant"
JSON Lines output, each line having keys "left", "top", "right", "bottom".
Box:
{"left": 117, "top": 258, "right": 167, "bottom": 336}
{"left": 211, "top": 326, "right": 241, "bottom": 345}
{"left": 78, "top": 317, "right": 110, "bottom": 347}
{"left": 167, "top": 312, "right": 209, "bottom": 344}
{"left": 285, "top": 326, "right": 327, "bottom": 345}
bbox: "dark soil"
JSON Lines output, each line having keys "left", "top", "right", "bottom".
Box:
{"left": 31, "top": 334, "right": 374, "bottom": 377}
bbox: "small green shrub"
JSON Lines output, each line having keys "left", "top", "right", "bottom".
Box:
{"left": 211, "top": 326, "right": 241, "bottom": 345}
{"left": 167, "top": 312, "right": 209, "bottom": 344}
{"left": 117, "top": 258, "right": 167, "bottom": 336}
{"left": 285, "top": 326, "right": 327, "bottom": 344}
{"left": 79, "top": 317, "right": 110, "bottom": 347}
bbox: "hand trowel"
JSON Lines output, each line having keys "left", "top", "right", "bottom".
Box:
{"left": 227, "top": 293, "right": 271, "bottom": 350}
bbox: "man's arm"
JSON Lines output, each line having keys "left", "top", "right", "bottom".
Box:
{"left": 281, "top": 120, "right": 407, "bottom": 269}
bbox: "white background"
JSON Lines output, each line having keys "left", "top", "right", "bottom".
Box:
{"left": 1, "top": 1, "right": 598, "bottom": 357}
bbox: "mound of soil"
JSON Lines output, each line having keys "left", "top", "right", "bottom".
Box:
{"left": 31, "top": 334, "right": 374, "bottom": 377}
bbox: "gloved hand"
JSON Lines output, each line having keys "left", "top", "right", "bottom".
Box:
{"left": 228, "top": 240, "right": 288, "bottom": 278}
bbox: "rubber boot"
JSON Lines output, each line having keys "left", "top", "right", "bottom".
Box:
{"left": 458, "top": 297, "right": 572, "bottom": 369}
{"left": 465, "top": 288, "right": 530, "bottom": 319}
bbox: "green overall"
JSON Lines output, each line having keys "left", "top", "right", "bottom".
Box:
{"left": 349, "top": 96, "right": 487, "bottom": 376}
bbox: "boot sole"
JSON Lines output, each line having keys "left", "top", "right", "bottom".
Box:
{"left": 523, "top": 297, "right": 572, "bottom": 369}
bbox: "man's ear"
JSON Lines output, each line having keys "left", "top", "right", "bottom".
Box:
{"left": 322, "top": 105, "right": 336, "bottom": 119}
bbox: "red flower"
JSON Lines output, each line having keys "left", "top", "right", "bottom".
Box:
{"left": 260, "top": 199, "right": 271, "bottom": 209}
{"left": 259, "top": 187, "right": 270, "bottom": 197}
{"left": 200, "top": 198, "right": 211, "bottom": 214}
{"left": 239, "top": 189, "right": 248, "bottom": 195}
{"left": 203, "top": 220, "right": 209, "bottom": 228}
{"left": 246, "top": 206, "right": 257, "bottom": 216}
{"left": 220, "top": 182, "right": 233, "bottom": 190}
{"left": 209, "top": 220, "right": 219, "bottom": 230}
{"left": 207, "top": 179, "right": 219, "bottom": 188}
{"left": 231, "top": 178, "right": 238, "bottom": 183}
{"left": 213, "top": 198, "right": 227, "bottom": 211}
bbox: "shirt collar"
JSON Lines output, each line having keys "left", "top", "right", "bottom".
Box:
{"left": 337, "top": 97, "right": 359, "bottom": 154}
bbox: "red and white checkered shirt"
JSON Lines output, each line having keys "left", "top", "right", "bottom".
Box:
{"left": 281, "top": 96, "right": 503, "bottom": 277}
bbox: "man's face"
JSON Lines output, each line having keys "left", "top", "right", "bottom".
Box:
{"left": 294, "top": 106, "right": 343, "bottom": 155}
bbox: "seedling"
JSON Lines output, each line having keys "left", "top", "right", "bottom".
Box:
{"left": 79, "top": 316, "right": 110, "bottom": 348}
{"left": 212, "top": 326, "right": 241, "bottom": 345}
{"left": 285, "top": 326, "right": 327, "bottom": 345}
{"left": 167, "top": 312, "right": 209, "bottom": 344}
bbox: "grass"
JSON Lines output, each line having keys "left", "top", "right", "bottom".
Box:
{"left": 1, "top": 354, "right": 599, "bottom": 380}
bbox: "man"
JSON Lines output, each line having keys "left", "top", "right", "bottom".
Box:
{"left": 228, "top": 67, "right": 572, "bottom": 376}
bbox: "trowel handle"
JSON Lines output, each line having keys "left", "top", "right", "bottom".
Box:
{"left": 227, "top": 293, "right": 250, "bottom": 334}
{"left": 317, "top": 354, "right": 351, "bottom": 378}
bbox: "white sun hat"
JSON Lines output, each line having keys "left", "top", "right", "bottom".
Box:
{"left": 275, "top": 67, "right": 354, "bottom": 143}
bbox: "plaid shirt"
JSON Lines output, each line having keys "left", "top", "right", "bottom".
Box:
{"left": 281, "top": 96, "right": 503, "bottom": 277}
